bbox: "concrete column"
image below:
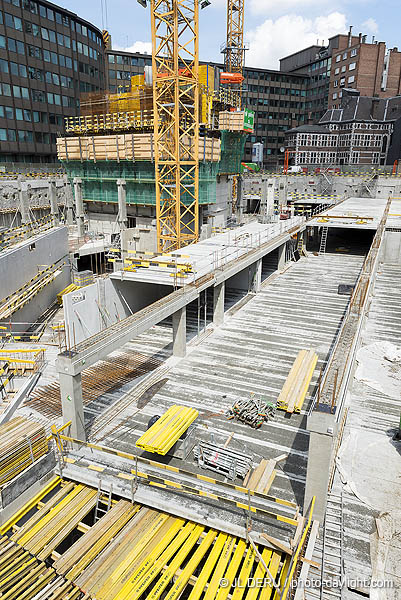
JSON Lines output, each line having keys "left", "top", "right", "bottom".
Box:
{"left": 59, "top": 371, "right": 86, "bottom": 441}
{"left": 278, "top": 242, "right": 286, "bottom": 271}
{"left": 73, "top": 177, "right": 85, "bottom": 237}
{"left": 48, "top": 180, "right": 59, "bottom": 226}
{"left": 65, "top": 181, "right": 74, "bottom": 226}
{"left": 278, "top": 177, "right": 287, "bottom": 210}
{"left": 250, "top": 259, "right": 262, "bottom": 293}
{"left": 117, "top": 178, "right": 128, "bottom": 231}
{"left": 213, "top": 281, "right": 225, "bottom": 326}
{"left": 172, "top": 306, "right": 186, "bottom": 358}
{"left": 304, "top": 410, "right": 337, "bottom": 523}
{"left": 19, "top": 182, "right": 30, "bottom": 225}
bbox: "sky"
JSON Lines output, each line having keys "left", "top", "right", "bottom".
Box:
{"left": 58, "top": 0, "right": 401, "bottom": 71}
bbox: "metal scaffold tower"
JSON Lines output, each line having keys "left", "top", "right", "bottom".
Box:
{"left": 149, "top": 0, "right": 200, "bottom": 252}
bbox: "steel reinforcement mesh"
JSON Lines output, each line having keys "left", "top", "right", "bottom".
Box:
{"left": 63, "top": 160, "right": 219, "bottom": 206}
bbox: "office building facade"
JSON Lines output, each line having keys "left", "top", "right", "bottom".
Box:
{"left": 0, "top": 0, "right": 104, "bottom": 163}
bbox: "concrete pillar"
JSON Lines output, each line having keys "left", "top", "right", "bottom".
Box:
{"left": 278, "top": 177, "right": 287, "bottom": 210}
{"left": 73, "top": 177, "right": 85, "bottom": 237}
{"left": 172, "top": 306, "right": 186, "bottom": 358}
{"left": 19, "top": 182, "right": 30, "bottom": 225}
{"left": 65, "top": 181, "right": 74, "bottom": 226}
{"left": 117, "top": 178, "right": 128, "bottom": 231}
{"left": 213, "top": 281, "right": 225, "bottom": 326}
{"left": 48, "top": 180, "right": 59, "bottom": 226}
{"left": 59, "top": 371, "right": 86, "bottom": 441}
{"left": 278, "top": 242, "right": 286, "bottom": 271}
{"left": 250, "top": 259, "right": 262, "bottom": 293}
{"left": 304, "top": 410, "right": 337, "bottom": 523}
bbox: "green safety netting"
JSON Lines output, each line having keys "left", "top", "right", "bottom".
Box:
{"left": 63, "top": 160, "right": 220, "bottom": 206}
{"left": 219, "top": 131, "right": 248, "bottom": 175}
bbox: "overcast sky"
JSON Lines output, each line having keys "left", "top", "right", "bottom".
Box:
{"left": 58, "top": 0, "right": 400, "bottom": 70}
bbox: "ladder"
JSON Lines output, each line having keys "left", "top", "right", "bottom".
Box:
{"left": 319, "top": 226, "right": 328, "bottom": 255}
{"left": 320, "top": 493, "right": 344, "bottom": 600}
{"left": 297, "top": 234, "right": 304, "bottom": 255}
{"left": 94, "top": 480, "right": 113, "bottom": 522}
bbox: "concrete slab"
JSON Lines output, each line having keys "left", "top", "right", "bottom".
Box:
{"left": 308, "top": 197, "right": 388, "bottom": 229}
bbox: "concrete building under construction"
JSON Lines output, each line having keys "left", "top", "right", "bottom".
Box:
{"left": 0, "top": 2, "right": 400, "bottom": 600}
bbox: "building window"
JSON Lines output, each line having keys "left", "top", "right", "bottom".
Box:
{"left": 336, "top": 55, "right": 341, "bottom": 62}
{"left": 351, "top": 48, "right": 357, "bottom": 57}
{"left": 340, "top": 78, "right": 345, "bottom": 86}
{"left": 349, "top": 62, "right": 356, "bottom": 71}
{"left": 0, "top": 129, "right": 6, "bottom": 141}
{"left": 341, "top": 65, "right": 346, "bottom": 73}
{"left": 334, "top": 67, "right": 339, "bottom": 75}
{"left": 333, "top": 93, "right": 338, "bottom": 100}
{"left": 343, "top": 52, "right": 347, "bottom": 60}
{"left": 333, "top": 80, "right": 338, "bottom": 87}
{"left": 348, "top": 75, "right": 355, "bottom": 84}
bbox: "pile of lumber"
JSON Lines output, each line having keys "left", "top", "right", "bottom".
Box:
{"left": 136, "top": 405, "right": 198, "bottom": 455}
{"left": 244, "top": 454, "right": 287, "bottom": 494}
{"left": 0, "top": 417, "right": 48, "bottom": 486}
{"left": 57, "top": 134, "right": 221, "bottom": 162}
{"left": 277, "top": 349, "right": 318, "bottom": 414}
{"left": 219, "top": 110, "right": 246, "bottom": 131}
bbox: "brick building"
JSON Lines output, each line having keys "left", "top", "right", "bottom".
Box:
{"left": 329, "top": 39, "right": 401, "bottom": 109}
{"left": 280, "top": 29, "right": 401, "bottom": 121}
{"left": 285, "top": 90, "right": 401, "bottom": 167}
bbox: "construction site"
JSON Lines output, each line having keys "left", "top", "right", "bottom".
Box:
{"left": 0, "top": 1, "right": 400, "bottom": 600}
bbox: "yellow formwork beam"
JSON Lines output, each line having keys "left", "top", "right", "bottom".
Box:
{"left": 136, "top": 405, "right": 198, "bottom": 455}
{"left": 277, "top": 350, "right": 318, "bottom": 414}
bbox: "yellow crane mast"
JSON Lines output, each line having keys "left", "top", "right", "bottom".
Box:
{"left": 139, "top": 0, "right": 200, "bottom": 252}
{"left": 221, "top": 0, "right": 246, "bottom": 108}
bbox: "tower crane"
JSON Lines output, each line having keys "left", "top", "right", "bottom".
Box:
{"left": 221, "top": 0, "right": 246, "bottom": 108}
{"left": 137, "top": 0, "right": 200, "bottom": 252}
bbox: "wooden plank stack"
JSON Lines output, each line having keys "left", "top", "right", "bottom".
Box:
{"left": 57, "top": 134, "right": 221, "bottom": 162}
{"left": 0, "top": 417, "right": 48, "bottom": 487}
{"left": 219, "top": 110, "right": 246, "bottom": 131}
{"left": 277, "top": 349, "right": 318, "bottom": 414}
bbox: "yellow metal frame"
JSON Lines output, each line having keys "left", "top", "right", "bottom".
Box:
{"left": 151, "top": 0, "right": 200, "bottom": 252}
{"left": 225, "top": 0, "right": 245, "bottom": 107}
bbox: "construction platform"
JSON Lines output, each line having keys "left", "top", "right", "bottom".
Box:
{"left": 0, "top": 475, "right": 313, "bottom": 600}
{"left": 308, "top": 196, "right": 389, "bottom": 229}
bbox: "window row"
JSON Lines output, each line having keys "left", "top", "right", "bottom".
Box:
{"left": 3, "top": 0, "right": 102, "bottom": 45}
{"left": 0, "top": 127, "right": 53, "bottom": 143}
{"left": 0, "top": 81, "right": 78, "bottom": 107}
{"left": 108, "top": 54, "right": 151, "bottom": 67}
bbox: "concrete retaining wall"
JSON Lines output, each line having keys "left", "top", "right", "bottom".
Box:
{"left": 0, "top": 450, "right": 56, "bottom": 511}
{"left": 382, "top": 231, "right": 401, "bottom": 264}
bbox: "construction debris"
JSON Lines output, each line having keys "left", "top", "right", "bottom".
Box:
{"left": 193, "top": 441, "right": 252, "bottom": 480}
{"left": 226, "top": 395, "right": 276, "bottom": 428}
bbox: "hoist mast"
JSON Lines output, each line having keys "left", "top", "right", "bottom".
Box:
{"left": 222, "top": 0, "right": 245, "bottom": 108}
